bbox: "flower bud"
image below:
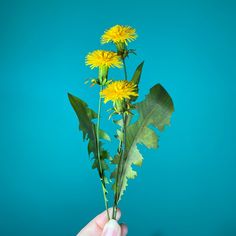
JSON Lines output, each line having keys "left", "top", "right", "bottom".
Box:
{"left": 115, "top": 42, "right": 128, "bottom": 59}
{"left": 113, "top": 99, "right": 127, "bottom": 114}
{"left": 98, "top": 65, "right": 109, "bottom": 85}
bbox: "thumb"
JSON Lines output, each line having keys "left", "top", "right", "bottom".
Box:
{"left": 102, "top": 219, "right": 121, "bottom": 236}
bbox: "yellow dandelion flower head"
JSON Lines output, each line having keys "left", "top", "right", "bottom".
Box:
{"left": 100, "top": 80, "right": 138, "bottom": 103}
{"left": 85, "top": 50, "right": 122, "bottom": 69}
{"left": 101, "top": 25, "right": 137, "bottom": 45}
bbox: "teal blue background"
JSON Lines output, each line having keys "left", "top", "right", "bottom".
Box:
{"left": 0, "top": 0, "right": 236, "bottom": 235}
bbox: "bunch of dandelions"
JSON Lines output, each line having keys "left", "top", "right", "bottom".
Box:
{"left": 68, "top": 25, "right": 174, "bottom": 221}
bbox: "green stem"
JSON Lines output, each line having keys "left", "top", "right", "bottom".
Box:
{"left": 117, "top": 114, "right": 127, "bottom": 200}
{"left": 112, "top": 132, "right": 123, "bottom": 218}
{"left": 112, "top": 113, "right": 127, "bottom": 219}
{"left": 97, "top": 85, "right": 110, "bottom": 220}
{"left": 122, "top": 58, "right": 128, "bottom": 80}
{"left": 112, "top": 55, "right": 129, "bottom": 219}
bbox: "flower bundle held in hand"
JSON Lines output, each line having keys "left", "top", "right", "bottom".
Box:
{"left": 68, "top": 25, "right": 174, "bottom": 220}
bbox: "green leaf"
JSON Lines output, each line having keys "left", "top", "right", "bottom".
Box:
{"left": 117, "top": 83, "right": 174, "bottom": 201}
{"left": 131, "top": 61, "right": 144, "bottom": 85}
{"left": 130, "top": 61, "right": 144, "bottom": 102}
{"left": 99, "top": 128, "right": 111, "bottom": 141}
{"left": 68, "top": 93, "right": 110, "bottom": 176}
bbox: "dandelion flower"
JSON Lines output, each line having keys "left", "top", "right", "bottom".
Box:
{"left": 85, "top": 50, "right": 122, "bottom": 69}
{"left": 100, "top": 80, "right": 138, "bottom": 103}
{"left": 101, "top": 25, "right": 137, "bottom": 45}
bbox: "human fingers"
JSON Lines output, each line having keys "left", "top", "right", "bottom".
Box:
{"left": 95, "top": 208, "right": 121, "bottom": 229}
{"left": 120, "top": 223, "right": 128, "bottom": 236}
{"left": 77, "top": 208, "right": 121, "bottom": 236}
{"left": 101, "top": 219, "right": 121, "bottom": 236}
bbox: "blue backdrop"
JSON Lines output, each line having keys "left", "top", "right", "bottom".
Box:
{"left": 0, "top": 0, "right": 236, "bottom": 235}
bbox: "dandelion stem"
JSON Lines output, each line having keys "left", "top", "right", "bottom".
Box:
{"left": 122, "top": 58, "right": 128, "bottom": 80}
{"left": 112, "top": 126, "right": 123, "bottom": 218}
{"left": 118, "top": 114, "right": 127, "bottom": 199}
{"left": 97, "top": 85, "right": 110, "bottom": 220}
{"left": 112, "top": 55, "right": 129, "bottom": 219}
{"left": 112, "top": 113, "right": 127, "bottom": 219}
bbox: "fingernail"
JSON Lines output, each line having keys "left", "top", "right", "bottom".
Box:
{"left": 102, "top": 219, "right": 121, "bottom": 236}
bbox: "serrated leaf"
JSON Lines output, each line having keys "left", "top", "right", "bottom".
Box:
{"left": 68, "top": 93, "right": 110, "bottom": 177}
{"left": 117, "top": 83, "right": 174, "bottom": 201}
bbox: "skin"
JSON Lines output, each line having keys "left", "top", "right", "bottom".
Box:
{"left": 77, "top": 208, "right": 128, "bottom": 236}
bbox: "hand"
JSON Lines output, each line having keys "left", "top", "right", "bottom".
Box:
{"left": 77, "top": 208, "right": 128, "bottom": 236}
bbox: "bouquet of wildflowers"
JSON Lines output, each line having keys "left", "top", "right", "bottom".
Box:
{"left": 68, "top": 25, "right": 174, "bottom": 220}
